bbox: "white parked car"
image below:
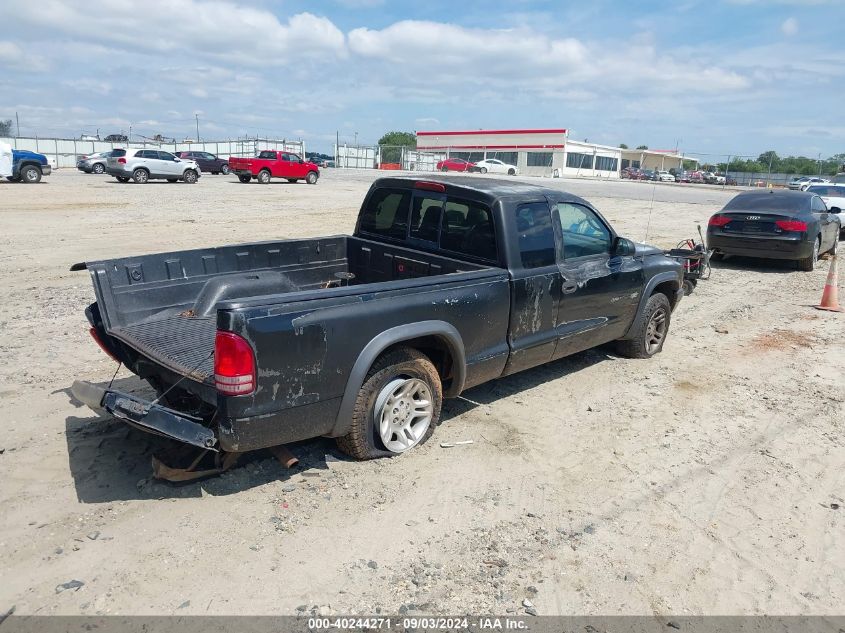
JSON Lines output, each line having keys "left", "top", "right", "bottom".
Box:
{"left": 799, "top": 177, "right": 829, "bottom": 191}
{"left": 656, "top": 170, "right": 674, "bottom": 182}
{"left": 106, "top": 148, "right": 202, "bottom": 184}
{"left": 472, "top": 159, "right": 519, "bottom": 175}
{"left": 807, "top": 184, "right": 845, "bottom": 237}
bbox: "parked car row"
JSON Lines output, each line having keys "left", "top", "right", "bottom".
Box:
{"left": 622, "top": 167, "right": 737, "bottom": 185}
{"left": 435, "top": 157, "right": 520, "bottom": 175}
{"left": 72, "top": 148, "right": 322, "bottom": 185}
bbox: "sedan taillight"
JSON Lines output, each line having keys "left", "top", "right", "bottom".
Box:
{"left": 775, "top": 219, "right": 807, "bottom": 232}
{"left": 708, "top": 215, "right": 731, "bottom": 227}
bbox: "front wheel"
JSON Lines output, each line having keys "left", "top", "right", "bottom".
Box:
{"left": 508, "top": 168, "right": 516, "bottom": 175}
{"left": 615, "top": 292, "right": 672, "bottom": 359}
{"left": 182, "top": 169, "right": 198, "bottom": 184}
{"left": 238, "top": 175, "right": 251, "bottom": 183}
{"left": 336, "top": 347, "right": 442, "bottom": 460}
{"left": 220, "top": 164, "right": 230, "bottom": 175}
{"left": 441, "top": 166, "right": 449, "bottom": 172}
{"left": 257, "top": 169, "right": 271, "bottom": 184}
{"left": 798, "top": 237, "right": 820, "bottom": 271}
{"left": 21, "top": 165, "right": 42, "bottom": 183}
{"left": 305, "top": 171, "right": 318, "bottom": 185}
{"left": 479, "top": 167, "right": 487, "bottom": 174}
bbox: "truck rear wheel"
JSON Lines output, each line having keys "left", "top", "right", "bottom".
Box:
{"left": 615, "top": 292, "right": 672, "bottom": 359}
{"left": 238, "top": 175, "right": 251, "bottom": 183}
{"left": 336, "top": 347, "right": 442, "bottom": 460}
{"left": 21, "top": 165, "right": 42, "bottom": 183}
{"left": 257, "top": 169, "right": 271, "bottom": 184}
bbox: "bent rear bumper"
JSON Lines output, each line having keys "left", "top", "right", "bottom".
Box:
{"left": 707, "top": 233, "right": 813, "bottom": 260}
{"left": 71, "top": 380, "right": 218, "bottom": 450}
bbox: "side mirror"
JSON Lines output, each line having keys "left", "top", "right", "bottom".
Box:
{"left": 829, "top": 208, "right": 841, "bottom": 214}
{"left": 613, "top": 236, "right": 635, "bottom": 256}
{"left": 174, "top": 157, "right": 181, "bottom": 162}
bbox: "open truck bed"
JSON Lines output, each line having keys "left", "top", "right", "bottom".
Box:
{"left": 79, "top": 234, "right": 497, "bottom": 412}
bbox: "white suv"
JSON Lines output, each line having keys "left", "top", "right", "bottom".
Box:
{"left": 106, "top": 148, "right": 201, "bottom": 184}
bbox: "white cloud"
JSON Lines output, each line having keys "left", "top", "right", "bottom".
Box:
{"left": 0, "top": 41, "right": 24, "bottom": 63}
{"left": 9, "top": 1, "right": 346, "bottom": 64}
{"left": 348, "top": 20, "right": 747, "bottom": 96}
{"left": 781, "top": 17, "right": 799, "bottom": 35}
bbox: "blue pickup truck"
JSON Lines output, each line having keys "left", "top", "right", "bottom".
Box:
{"left": 6, "top": 149, "right": 52, "bottom": 183}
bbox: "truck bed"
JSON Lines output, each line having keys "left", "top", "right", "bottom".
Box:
{"left": 82, "top": 235, "right": 497, "bottom": 389}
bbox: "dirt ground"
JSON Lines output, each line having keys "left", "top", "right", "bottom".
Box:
{"left": 0, "top": 169, "right": 842, "bottom": 616}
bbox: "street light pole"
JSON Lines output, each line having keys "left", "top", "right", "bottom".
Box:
{"left": 196, "top": 114, "right": 200, "bottom": 143}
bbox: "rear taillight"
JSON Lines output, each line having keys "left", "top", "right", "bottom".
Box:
{"left": 89, "top": 327, "right": 120, "bottom": 363}
{"left": 775, "top": 219, "right": 807, "bottom": 232}
{"left": 708, "top": 214, "right": 731, "bottom": 227}
{"left": 117, "top": 157, "right": 126, "bottom": 164}
{"left": 214, "top": 332, "right": 256, "bottom": 396}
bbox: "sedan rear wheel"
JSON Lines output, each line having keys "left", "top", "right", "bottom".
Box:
{"left": 798, "top": 237, "right": 820, "bottom": 272}
{"left": 92, "top": 163, "right": 105, "bottom": 174}
{"left": 220, "top": 164, "right": 230, "bottom": 175}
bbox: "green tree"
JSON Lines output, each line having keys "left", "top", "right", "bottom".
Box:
{"left": 636, "top": 145, "right": 648, "bottom": 150}
{"left": 0, "top": 119, "right": 13, "bottom": 136}
{"left": 757, "top": 150, "right": 779, "bottom": 171}
{"left": 618, "top": 143, "right": 628, "bottom": 149}
{"left": 378, "top": 131, "right": 416, "bottom": 163}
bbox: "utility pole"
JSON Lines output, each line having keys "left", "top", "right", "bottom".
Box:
{"left": 354, "top": 131, "right": 358, "bottom": 147}
{"left": 15, "top": 112, "right": 20, "bottom": 137}
{"left": 196, "top": 114, "right": 200, "bottom": 142}
{"left": 818, "top": 153, "right": 822, "bottom": 176}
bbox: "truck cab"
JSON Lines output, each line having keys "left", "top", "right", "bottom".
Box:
{"left": 5, "top": 149, "right": 51, "bottom": 183}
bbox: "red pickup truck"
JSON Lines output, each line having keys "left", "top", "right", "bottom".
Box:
{"left": 229, "top": 150, "right": 320, "bottom": 184}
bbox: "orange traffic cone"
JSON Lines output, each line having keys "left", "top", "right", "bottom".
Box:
{"left": 815, "top": 254, "right": 844, "bottom": 312}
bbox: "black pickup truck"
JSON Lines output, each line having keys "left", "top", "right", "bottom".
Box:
{"left": 71, "top": 177, "right": 684, "bottom": 459}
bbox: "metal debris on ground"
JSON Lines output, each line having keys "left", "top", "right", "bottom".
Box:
{"left": 439, "top": 440, "right": 474, "bottom": 448}
{"left": 152, "top": 449, "right": 240, "bottom": 482}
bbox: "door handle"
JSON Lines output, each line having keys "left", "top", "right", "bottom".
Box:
{"left": 561, "top": 277, "right": 579, "bottom": 293}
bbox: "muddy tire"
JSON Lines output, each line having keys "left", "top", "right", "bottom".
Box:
{"left": 797, "top": 236, "right": 820, "bottom": 272}
{"left": 615, "top": 292, "right": 672, "bottom": 359}
{"left": 336, "top": 347, "right": 442, "bottom": 460}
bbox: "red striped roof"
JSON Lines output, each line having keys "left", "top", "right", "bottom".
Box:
{"left": 417, "top": 129, "right": 567, "bottom": 136}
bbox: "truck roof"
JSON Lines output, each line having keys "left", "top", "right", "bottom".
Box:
{"left": 372, "top": 175, "right": 590, "bottom": 206}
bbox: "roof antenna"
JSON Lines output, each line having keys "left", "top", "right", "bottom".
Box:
{"left": 643, "top": 178, "right": 658, "bottom": 243}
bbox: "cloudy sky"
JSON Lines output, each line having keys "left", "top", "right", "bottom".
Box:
{"left": 1, "top": 0, "right": 843, "bottom": 157}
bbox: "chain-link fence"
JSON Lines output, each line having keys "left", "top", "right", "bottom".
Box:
{"left": 0, "top": 136, "right": 305, "bottom": 169}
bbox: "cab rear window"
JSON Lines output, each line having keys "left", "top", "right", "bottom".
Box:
{"left": 111, "top": 149, "right": 126, "bottom": 157}
{"left": 358, "top": 187, "right": 498, "bottom": 263}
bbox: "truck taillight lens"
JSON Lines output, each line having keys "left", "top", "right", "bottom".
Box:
{"left": 708, "top": 214, "right": 731, "bottom": 227}
{"left": 214, "top": 332, "right": 256, "bottom": 396}
{"left": 89, "top": 327, "right": 120, "bottom": 363}
{"left": 118, "top": 157, "right": 126, "bottom": 164}
{"left": 775, "top": 219, "right": 807, "bottom": 232}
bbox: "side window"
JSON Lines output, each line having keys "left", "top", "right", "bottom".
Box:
{"left": 410, "top": 194, "right": 444, "bottom": 243}
{"left": 441, "top": 198, "right": 497, "bottom": 261}
{"left": 812, "top": 196, "right": 827, "bottom": 212}
{"left": 258, "top": 151, "right": 276, "bottom": 159}
{"left": 158, "top": 151, "right": 175, "bottom": 161}
{"left": 515, "top": 203, "right": 555, "bottom": 268}
{"left": 358, "top": 188, "right": 411, "bottom": 240}
{"left": 553, "top": 203, "right": 612, "bottom": 259}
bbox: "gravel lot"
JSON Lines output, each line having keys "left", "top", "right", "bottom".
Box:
{"left": 0, "top": 169, "right": 842, "bottom": 616}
